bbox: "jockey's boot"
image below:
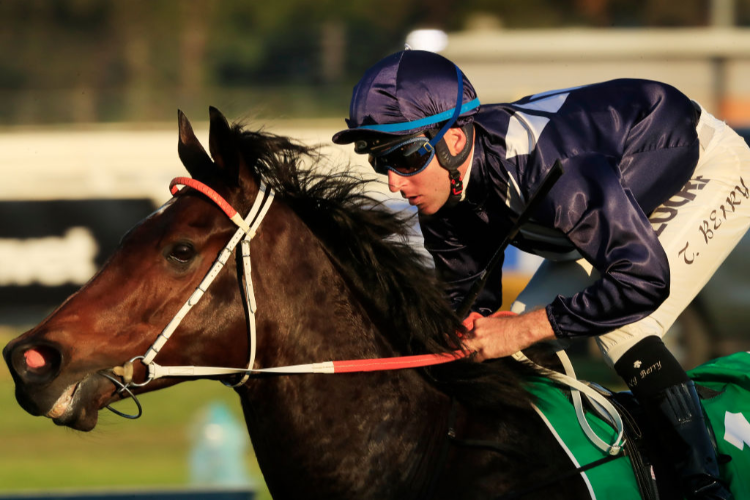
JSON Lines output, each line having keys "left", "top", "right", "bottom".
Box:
{"left": 642, "top": 380, "right": 733, "bottom": 500}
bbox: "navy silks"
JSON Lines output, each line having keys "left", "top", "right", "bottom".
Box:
{"left": 419, "top": 79, "right": 701, "bottom": 338}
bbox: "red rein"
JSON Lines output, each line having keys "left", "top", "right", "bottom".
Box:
{"left": 332, "top": 311, "right": 518, "bottom": 372}
{"left": 333, "top": 351, "right": 469, "bottom": 373}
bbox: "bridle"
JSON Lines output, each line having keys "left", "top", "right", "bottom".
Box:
{"left": 102, "top": 176, "right": 466, "bottom": 419}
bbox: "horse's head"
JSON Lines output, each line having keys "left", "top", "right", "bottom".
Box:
{"left": 3, "top": 108, "right": 271, "bottom": 431}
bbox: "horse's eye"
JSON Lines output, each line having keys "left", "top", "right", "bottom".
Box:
{"left": 168, "top": 243, "right": 195, "bottom": 263}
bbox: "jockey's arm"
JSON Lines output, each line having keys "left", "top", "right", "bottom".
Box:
{"left": 462, "top": 309, "right": 555, "bottom": 362}
{"left": 463, "top": 154, "right": 672, "bottom": 360}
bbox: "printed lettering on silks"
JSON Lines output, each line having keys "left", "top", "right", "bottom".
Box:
{"left": 678, "top": 176, "right": 749, "bottom": 265}
{"left": 627, "top": 359, "right": 662, "bottom": 388}
{"left": 651, "top": 176, "right": 711, "bottom": 237}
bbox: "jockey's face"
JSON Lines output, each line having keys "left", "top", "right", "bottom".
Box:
{"left": 384, "top": 127, "right": 471, "bottom": 215}
{"left": 387, "top": 155, "right": 451, "bottom": 215}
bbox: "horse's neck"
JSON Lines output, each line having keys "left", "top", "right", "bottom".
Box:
{"left": 238, "top": 371, "right": 451, "bottom": 500}
{"left": 240, "top": 207, "right": 452, "bottom": 499}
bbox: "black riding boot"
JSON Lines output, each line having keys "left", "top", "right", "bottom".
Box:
{"left": 641, "top": 381, "right": 733, "bottom": 500}
{"left": 614, "top": 336, "right": 732, "bottom": 500}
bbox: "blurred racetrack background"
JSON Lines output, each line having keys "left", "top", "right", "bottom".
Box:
{"left": 2, "top": 1, "right": 750, "bottom": 499}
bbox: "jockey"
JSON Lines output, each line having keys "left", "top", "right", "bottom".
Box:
{"left": 333, "top": 49, "right": 750, "bottom": 499}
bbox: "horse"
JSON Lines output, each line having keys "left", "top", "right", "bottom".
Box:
{"left": 3, "top": 107, "right": 604, "bottom": 499}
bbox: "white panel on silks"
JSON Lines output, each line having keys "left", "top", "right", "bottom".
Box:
{"left": 505, "top": 91, "right": 573, "bottom": 160}
{"left": 505, "top": 112, "right": 550, "bottom": 160}
{"left": 527, "top": 86, "right": 584, "bottom": 103}
{"left": 515, "top": 91, "right": 571, "bottom": 113}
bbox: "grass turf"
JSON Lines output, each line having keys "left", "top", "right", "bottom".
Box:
{"left": 0, "top": 329, "right": 272, "bottom": 499}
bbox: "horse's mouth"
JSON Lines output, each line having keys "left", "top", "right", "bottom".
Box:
{"left": 46, "top": 381, "right": 80, "bottom": 420}
{"left": 43, "top": 375, "right": 112, "bottom": 431}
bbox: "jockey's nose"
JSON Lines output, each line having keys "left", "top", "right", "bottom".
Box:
{"left": 3, "top": 339, "right": 63, "bottom": 386}
{"left": 387, "top": 170, "right": 405, "bottom": 193}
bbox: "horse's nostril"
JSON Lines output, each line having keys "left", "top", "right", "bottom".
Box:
{"left": 11, "top": 343, "right": 63, "bottom": 383}
{"left": 25, "top": 349, "right": 47, "bottom": 369}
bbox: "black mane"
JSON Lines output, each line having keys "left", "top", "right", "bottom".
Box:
{"left": 232, "top": 124, "right": 543, "bottom": 412}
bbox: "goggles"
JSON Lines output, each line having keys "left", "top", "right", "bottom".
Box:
{"left": 367, "top": 136, "right": 435, "bottom": 177}
{"left": 357, "top": 64, "right": 475, "bottom": 178}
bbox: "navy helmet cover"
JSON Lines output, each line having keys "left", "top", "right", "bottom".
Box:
{"left": 332, "top": 50, "right": 480, "bottom": 146}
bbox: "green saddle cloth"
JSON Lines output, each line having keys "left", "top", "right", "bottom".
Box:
{"left": 689, "top": 351, "right": 750, "bottom": 498}
{"left": 527, "top": 376, "right": 640, "bottom": 499}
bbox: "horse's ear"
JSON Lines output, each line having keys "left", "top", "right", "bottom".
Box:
{"left": 208, "top": 106, "right": 240, "bottom": 185}
{"left": 177, "top": 110, "right": 214, "bottom": 180}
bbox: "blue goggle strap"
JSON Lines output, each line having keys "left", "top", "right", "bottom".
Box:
{"left": 417, "top": 65, "right": 465, "bottom": 157}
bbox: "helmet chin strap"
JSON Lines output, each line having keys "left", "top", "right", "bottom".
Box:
{"left": 445, "top": 170, "right": 464, "bottom": 208}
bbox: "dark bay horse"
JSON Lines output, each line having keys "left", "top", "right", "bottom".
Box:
{"left": 4, "top": 108, "right": 594, "bottom": 499}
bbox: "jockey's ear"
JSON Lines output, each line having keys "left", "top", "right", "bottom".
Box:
{"left": 208, "top": 106, "right": 241, "bottom": 186}
{"left": 177, "top": 109, "right": 213, "bottom": 180}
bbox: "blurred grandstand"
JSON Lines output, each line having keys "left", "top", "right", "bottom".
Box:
{"left": 3, "top": 1, "right": 750, "bottom": 496}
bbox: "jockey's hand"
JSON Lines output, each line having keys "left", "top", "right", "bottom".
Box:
{"left": 462, "top": 309, "right": 556, "bottom": 362}
{"left": 460, "top": 311, "right": 484, "bottom": 333}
